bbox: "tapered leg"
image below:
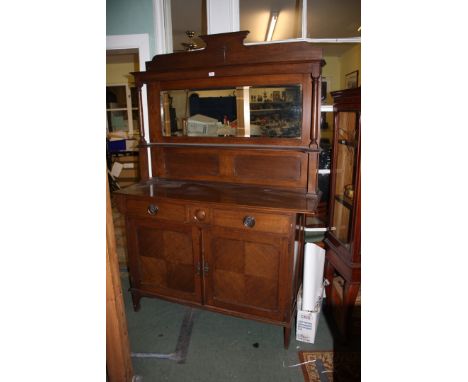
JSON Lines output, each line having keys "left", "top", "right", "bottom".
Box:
{"left": 131, "top": 292, "right": 141, "bottom": 312}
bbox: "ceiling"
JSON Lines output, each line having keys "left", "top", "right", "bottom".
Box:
{"left": 171, "top": 0, "right": 360, "bottom": 55}
{"left": 106, "top": 1, "right": 360, "bottom": 59}
{"left": 306, "top": 0, "right": 361, "bottom": 39}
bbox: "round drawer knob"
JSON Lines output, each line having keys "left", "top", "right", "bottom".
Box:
{"left": 243, "top": 216, "right": 256, "bottom": 228}
{"left": 147, "top": 204, "right": 159, "bottom": 215}
{"left": 194, "top": 209, "right": 206, "bottom": 221}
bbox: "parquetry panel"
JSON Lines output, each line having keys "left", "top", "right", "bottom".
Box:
{"left": 163, "top": 231, "right": 193, "bottom": 264}
{"left": 137, "top": 227, "right": 195, "bottom": 294}
{"left": 211, "top": 237, "right": 280, "bottom": 311}
{"left": 138, "top": 228, "right": 164, "bottom": 258}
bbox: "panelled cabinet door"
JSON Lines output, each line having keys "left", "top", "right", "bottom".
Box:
{"left": 126, "top": 217, "right": 202, "bottom": 304}
{"left": 202, "top": 227, "right": 289, "bottom": 321}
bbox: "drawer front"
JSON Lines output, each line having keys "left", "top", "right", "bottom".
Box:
{"left": 212, "top": 208, "right": 292, "bottom": 234}
{"left": 126, "top": 199, "right": 186, "bottom": 222}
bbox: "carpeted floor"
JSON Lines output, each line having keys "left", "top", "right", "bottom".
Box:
{"left": 121, "top": 272, "right": 337, "bottom": 382}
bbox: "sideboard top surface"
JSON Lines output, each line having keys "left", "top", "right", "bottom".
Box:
{"left": 115, "top": 179, "right": 320, "bottom": 214}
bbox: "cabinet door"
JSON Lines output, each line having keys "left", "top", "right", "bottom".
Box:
{"left": 126, "top": 217, "right": 202, "bottom": 304}
{"left": 203, "top": 227, "right": 290, "bottom": 321}
{"left": 329, "top": 111, "right": 360, "bottom": 255}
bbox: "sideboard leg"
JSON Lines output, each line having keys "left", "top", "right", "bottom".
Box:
{"left": 131, "top": 292, "right": 141, "bottom": 312}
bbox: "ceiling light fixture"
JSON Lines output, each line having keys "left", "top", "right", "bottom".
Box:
{"left": 265, "top": 11, "right": 279, "bottom": 42}
{"left": 181, "top": 30, "right": 198, "bottom": 51}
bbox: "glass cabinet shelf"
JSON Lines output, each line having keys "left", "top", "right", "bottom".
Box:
{"left": 331, "top": 110, "right": 359, "bottom": 246}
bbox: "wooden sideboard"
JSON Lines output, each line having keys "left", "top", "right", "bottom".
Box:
{"left": 114, "top": 31, "right": 325, "bottom": 348}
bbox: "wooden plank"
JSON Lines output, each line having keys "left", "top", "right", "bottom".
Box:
{"left": 106, "top": 180, "right": 133, "bottom": 382}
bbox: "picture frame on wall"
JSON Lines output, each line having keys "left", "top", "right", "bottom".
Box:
{"left": 321, "top": 76, "right": 330, "bottom": 103}
{"left": 345, "top": 70, "right": 359, "bottom": 89}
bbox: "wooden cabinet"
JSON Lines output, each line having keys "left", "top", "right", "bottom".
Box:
{"left": 203, "top": 221, "right": 292, "bottom": 322}
{"left": 324, "top": 88, "right": 361, "bottom": 339}
{"left": 114, "top": 31, "right": 325, "bottom": 348}
{"left": 126, "top": 217, "right": 202, "bottom": 306}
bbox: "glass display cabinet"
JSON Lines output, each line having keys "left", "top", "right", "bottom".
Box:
{"left": 324, "top": 87, "right": 361, "bottom": 338}
{"left": 106, "top": 84, "right": 140, "bottom": 136}
{"left": 113, "top": 31, "right": 325, "bottom": 348}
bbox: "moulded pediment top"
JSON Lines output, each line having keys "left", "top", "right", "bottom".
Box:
{"left": 144, "top": 31, "right": 324, "bottom": 73}
{"left": 197, "top": 31, "right": 250, "bottom": 50}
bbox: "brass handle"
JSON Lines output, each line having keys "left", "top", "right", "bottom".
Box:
{"left": 194, "top": 209, "right": 206, "bottom": 221}
{"left": 203, "top": 262, "right": 209, "bottom": 274}
{"left": 243, "top": 216, "right": 256, "bottom": 228}
{"left": 147, "top": 204, "right": 159, "bottom": 215}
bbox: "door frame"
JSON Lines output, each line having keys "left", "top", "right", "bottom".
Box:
{"left": 106, "top": 33, "right": 152, "bottom": 177}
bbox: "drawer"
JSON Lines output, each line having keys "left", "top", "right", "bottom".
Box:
{"left": 126, "top": 199, "right": 186, "bottom": 222}
{"left": 212, "top": 208, "right": 292, "bottom": 234}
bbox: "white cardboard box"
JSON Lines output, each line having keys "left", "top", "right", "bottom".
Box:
{"left": 296, "top": 284, "right": 322, "bottom": 344}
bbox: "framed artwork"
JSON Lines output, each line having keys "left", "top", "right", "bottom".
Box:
{"left": 345, "top": 70, "right": 359, "bottom": 89}
{"left": 321, "top": 76, "right": 331, "bottom": 102}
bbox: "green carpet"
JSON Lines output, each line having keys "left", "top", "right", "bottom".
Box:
{"left": 121, "top": 273, "right": 335, "bottom": 382}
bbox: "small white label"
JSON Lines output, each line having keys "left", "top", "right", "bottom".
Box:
{"left": 208, "top": 71, "right": 215, "bottom": 77}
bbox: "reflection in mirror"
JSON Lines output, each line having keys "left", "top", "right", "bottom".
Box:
{"left": 160, "top": 85, "right": 302, "bottom": 138}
